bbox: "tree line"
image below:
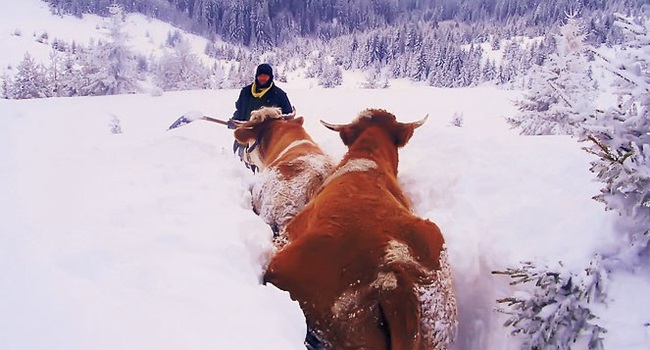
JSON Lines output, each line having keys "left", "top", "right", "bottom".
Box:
{"left": 8, "top": 0, "right": 624, "bottom": 99}
{"left": 44, "top": 0, "right": 644, "bottom": 47}
{"left": 14, "top": 0, "right": 637, "bottom": 97}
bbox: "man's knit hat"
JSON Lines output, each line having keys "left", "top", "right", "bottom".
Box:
{"left": 255, "top": 63, "right": 273, "bottom": 79}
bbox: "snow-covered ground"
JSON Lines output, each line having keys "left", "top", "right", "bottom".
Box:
{"left": 2, "top": 1, "right": 650, "bottom": 349}
{"left": 2, "top": 86, "right": 649, "bottom": 349}
{"left": 0, "top": 0, "right": 219, "bottom": 75}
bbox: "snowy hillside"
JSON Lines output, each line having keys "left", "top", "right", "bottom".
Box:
{"left": 2, "top": 1, "right": 650, "bottom": 349}
{"left": 0, "top": 0, "right": 217, "bottom": 71}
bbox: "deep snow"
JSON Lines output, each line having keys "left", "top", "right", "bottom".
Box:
{"left": 2, "top": 1, "right": 650, "bottom": 349}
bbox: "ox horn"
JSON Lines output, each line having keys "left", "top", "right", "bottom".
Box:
{"left": 280, "top": 106, "right": 297, "bottom": 120}
{"left": 231, "top": 119, "right": 246, "bottom": 127}
{"left": 320, "top": 120, "right": 347, "bottom": 131}
{"left": 410, "top": 114, "right": 429, "bottom": 129}
{"left": 232, "top": 119, "right": 255, "bottom": 130}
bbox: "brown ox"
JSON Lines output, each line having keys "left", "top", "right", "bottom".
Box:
{"left": 264, "top": 109, "right": 457, "bottom": 350}
{"left": 233, "top": 107, "right": 334, "bottom": 236}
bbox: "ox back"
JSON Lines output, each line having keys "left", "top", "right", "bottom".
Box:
{"left": 264, "top": 109, "right": 457, "bottom": 350}
{"left": 234, "top": 107, "right": 334, "bottom": 236}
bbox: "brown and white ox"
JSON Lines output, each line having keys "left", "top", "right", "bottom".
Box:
{"left": 233, "top": 107, "right": 335, "bottom": 236}
{"left": 264, "top": 109, "right": 457, "bottom": 350}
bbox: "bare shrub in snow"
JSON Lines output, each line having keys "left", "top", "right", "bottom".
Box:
{"left": 109, "top": 115, "right": 122, "bottom": 134}
{"left": 450, "top": 112, "right": 464, "bottom": 127}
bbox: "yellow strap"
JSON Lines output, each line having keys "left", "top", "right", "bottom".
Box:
{"left": 251, "top": 82, "right": 273, "bottom": 98}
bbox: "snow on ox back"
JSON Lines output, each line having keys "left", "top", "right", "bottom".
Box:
{"left": 234, "top": 108, "right": 334, "bottom": 235}
{"left": 319, "top": 158, "right": 377, "bottom": 189}
{"left": 252, "top": 152, "right": 333, "bottom": 236}
{"left": 264, "top": 109, "right": 457, "bottom": 350}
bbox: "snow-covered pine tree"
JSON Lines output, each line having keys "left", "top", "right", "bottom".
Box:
{"left": 210, "top": 62, "right": 226, "bottom": 89}
{"left": 103, "top": 4, "right": 139, "bottom": 94}
{"left": 497, "top": 41, "right": 521, "bottom": 85}
{"left": 166, "top": 30, "right": 182, "bottom": 48}
{"left": 408, "top": 49, "right": 428, "bottom": 82}
{"left": 493, "top": 259, "right": 607, "bottom": 350}
{"left": 9, "top": 53, "right": 51, "bottom": 99}
{"left": 361, "top": 63, "right": 389, "bottom": 89}
{"left": 482, "top": 58, "right": 499, "bottom": 82}
{"left": 580, "top": 14, "right": 650, "bottom": 260}
{"left": 222, "top": 1, "right": 251, "bottom": 46}
{"left": 317, "top": 60, "right": 342, "bottom": 88}
{"left": 507, "top": 14, "right": 597, "bottom": 135}
{"left": 250, "top": 2, "right": 273, "bottom": 50}
{"left": 78, "top": 5, "right": 139, "bottom": 95}
{"left": 55, "top": 48, "right": 84, "bottom": 97}
{"left": 47, "top": 45, "right": 79, "bottom": 97}
{"left": 222, "top": 60, "right": 255, "bottom": 89}
{"left": 153, "top": 37, "right": 210, "bottom": 91}
{"left": 1, "top": 73, "right": 12, "bottom": 99}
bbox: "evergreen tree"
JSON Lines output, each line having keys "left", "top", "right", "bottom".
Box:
{"left": 408, "top": 49, "right": 428, "bottom": 81}
{"left": 493, "top": 259, "right": 607, "bottom": 350}
{"left": 250, "top": 2, "right": 273, "bottom": 49}
{"left": 361, "top": 63, "right": 389, "bottom": 89}
{"left": 56, "top": 48, "right": 84, "bottom": 97}
{"left": 222, "top": 1, "right": 251, "bottom": 46}
{"left": 497, "top": 13, "right": 650, "bottom": 350}
{"left": 103, "top": 4, "right": 139, "bottom": 94}
{"left": 78, "top": 5, "right": 139, "bottom": 95}
{"left": 1, "top": 73, "right": 12, "bottom": 99}
{"left": 507, "top": 15, "right": 597, "bottom": 135}
{"left": 210, "top": 62, "right": 227, "bottom": 89}
{"left": 153, "top": 37, "right": 210, "bottom": 91}
{"left": 482, "top": 58, "right": 498, "bottom": 82}
{"left": 581, "top": 14, "right": 650, "bottom": 260}
{"left": 9, "top": 53, "right": 51, "bottom": 99}
{"left": 318, "top": 60, "right": 343, "bottom": 88}
{"left": 223, "top": 60, "right": 256, "bottom": 89}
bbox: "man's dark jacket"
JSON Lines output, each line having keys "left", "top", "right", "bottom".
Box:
{"left": 232, "top": 84, "right": 292, "bottom": 122}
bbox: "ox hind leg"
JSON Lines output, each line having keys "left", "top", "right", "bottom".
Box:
{"left": 265, "top": 234, "right": 391, "bottom": 349}
{"left": 305, "top": 327, "right": 329, "bottom": 350}
{"left": 263, "top": 235, "right": 341, "bottom": 346}
{"left": 376, "top": 267, "right": 423, "bottom": 350}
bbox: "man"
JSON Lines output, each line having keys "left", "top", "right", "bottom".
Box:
{"left": 229, "top": 63, "right": 293, "bottom": 171}
{"left": 229, "top": 63, "right": 292, "bottom": 126}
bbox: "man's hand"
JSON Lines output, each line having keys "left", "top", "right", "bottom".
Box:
{"left": 227, "top": 118, "right": 237, "bottom": 129}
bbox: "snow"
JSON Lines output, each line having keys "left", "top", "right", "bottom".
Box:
{"left": 0, "top": 0, "right": 219, "bottom": 74}
{"left": 1, "top": 1, "right": 650, "bottom": 349}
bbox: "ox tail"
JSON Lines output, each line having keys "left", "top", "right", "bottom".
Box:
{"left": 377, "top": 268, "right": 422, "bottom": 350}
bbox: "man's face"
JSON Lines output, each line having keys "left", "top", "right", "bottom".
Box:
{"left": 257, "top": 74, "right": 271, "bottom": 86}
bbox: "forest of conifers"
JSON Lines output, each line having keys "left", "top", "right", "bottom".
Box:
{"left": 45, "top": 0, "right": 646, "bottom": 48}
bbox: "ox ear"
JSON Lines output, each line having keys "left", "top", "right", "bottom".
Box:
{"left": 394, "top": 124, "right": 415, "bottom": 147}
{"left": 339, "top": 126, "right": 360, "bottom": 146}
{"left": 289, "top": 116, "right": 304, "bottom": 126}
{"left": 233, "top": 127, "right": 257, "bottom": 145}
{"left": 320, "top": 120, "right": 359, "bottom": 146}
{"left": 394, "top": 115, "right": 428, "bottom": 147}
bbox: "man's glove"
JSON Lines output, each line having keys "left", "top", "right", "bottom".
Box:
{"left": 227, "top": 118, "right": 236, "bottom": 129}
